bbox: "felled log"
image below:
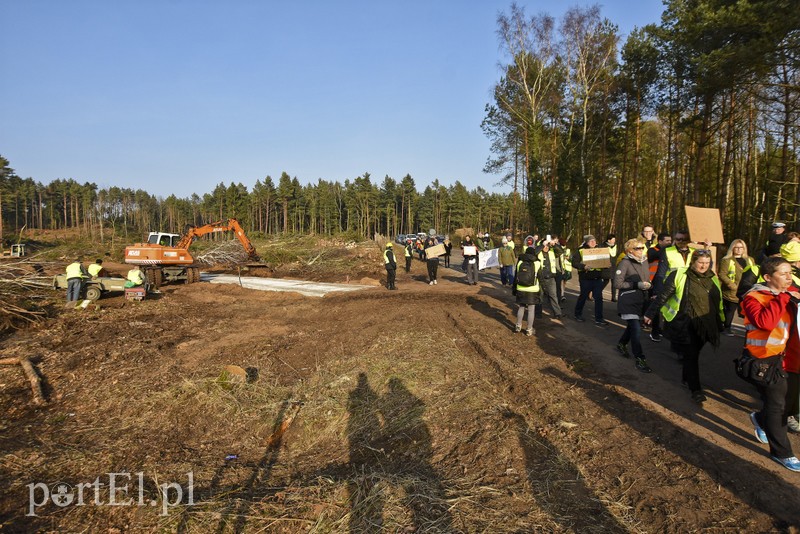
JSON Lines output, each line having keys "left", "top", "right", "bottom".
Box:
{"left": 0, "top": 356, "right": 46, "bottom": 405}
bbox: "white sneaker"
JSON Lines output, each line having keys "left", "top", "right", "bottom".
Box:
{"left": 789, "top": 416, "right": 800, "bottom": 434}
{"left": 433, "top": 279, "right": 437, "bottom": 285}
{"left": 429, "top": 281, "right": 434, "bottom": 285}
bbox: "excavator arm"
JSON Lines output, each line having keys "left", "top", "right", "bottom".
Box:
{"left": 176, "top": 219, "right": 259, "bottom": 260}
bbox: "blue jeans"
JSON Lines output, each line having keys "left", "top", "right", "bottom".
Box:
{"left": 619, "top": 318, "right": 643, "bottom": 358}
{"left": 500, "top": 265, "right": 514, "bottom": 285}
{"left": 574, "top": 278, "right": 603, "bottom": 320}
{"left": 66, "top": 278, "right": 83, "bottom": 302}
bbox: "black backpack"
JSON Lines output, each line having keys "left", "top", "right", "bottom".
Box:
{"left": 517, "top": 259, "right": 536, "bottom": 287}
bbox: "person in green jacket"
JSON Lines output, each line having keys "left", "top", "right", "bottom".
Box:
{"left": 498, "top": 236, "right": 517, "bottom": 286}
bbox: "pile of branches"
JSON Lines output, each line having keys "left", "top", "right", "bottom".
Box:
{"left": 194, "top": 240, "right": 250, "bottom": 266}
{"left": 0, "top": 255, "right": 57, "bottom": 330}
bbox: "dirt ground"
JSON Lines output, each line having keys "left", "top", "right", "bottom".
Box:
{"left": 2, "top": 247, "right": 800, "bottom": 532}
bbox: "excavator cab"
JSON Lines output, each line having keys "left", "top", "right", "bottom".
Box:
{"left": 147, "top": 232, "right": 181, "bottom": 247}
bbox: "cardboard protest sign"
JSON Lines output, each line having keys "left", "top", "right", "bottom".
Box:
{"left": 479, "top": 248, "right": 500, "bottom": 270}
{"left": 685, "top": 205, "right": 725, "bottom": 244}
{"left": 581, "top": 247, "right": 612, "bottom": 268}
{"left": 462, "top": 245, "right": 477, "bottom": 256}
{"left": 425, "top": 243, "right": 446, "bottom": 258}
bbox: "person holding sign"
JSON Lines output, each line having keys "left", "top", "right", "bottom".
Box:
{"left": 461, "top": 235, "right": 479, "bottom": 285}
{"left": 424, "top": 234, "right": 440, "bottom": 285}
{"left": 572, "top": 235, "right": 609, "bottom": 326}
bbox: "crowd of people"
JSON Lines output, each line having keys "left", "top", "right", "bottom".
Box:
{"left": 383, "top": 221, "right": 800, "bottom": 472}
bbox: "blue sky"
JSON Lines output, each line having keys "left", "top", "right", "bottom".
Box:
{"left": 0, "top": 0, "right": 664, "bottom": 198}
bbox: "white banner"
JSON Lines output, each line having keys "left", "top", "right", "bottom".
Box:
{"left": 479, "top": 248, "right": 500, "bottom": 270}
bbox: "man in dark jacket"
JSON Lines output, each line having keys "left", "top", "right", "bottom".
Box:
{"left": 572, "top": 235, "right": 608, "bottom": 326}
{"left": 764, "top": 221, "right": 789, "bottom": 257}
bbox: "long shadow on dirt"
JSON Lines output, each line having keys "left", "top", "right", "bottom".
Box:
{"left": 175, "top": 375, "right": 453, "bottom": 532}
{"left": 542, "top": 365, "right": 800, "bottom": 528}
{"left": 502, "top": 407, "right": 628, "bottom": 533}
{"left": 175, "top": 397, "right": 294, "bottom": 533}
{"left": 444, "top": 307, "right": 630, "bottom": 531}
{"left": 344, "top": 373, "right": 452, "bottom": 532}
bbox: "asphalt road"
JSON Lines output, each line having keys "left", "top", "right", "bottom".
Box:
{"left": 440, "top": 247, "right": 750, "bottom": 402}
{"left": 200, "top": 272, "right": 374, "bottom": 297}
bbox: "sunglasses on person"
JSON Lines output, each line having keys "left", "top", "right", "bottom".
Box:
{"left": 694, "top": 249, "right": 712, "bottom": 256}
{"left": 632, "top": 246, "right": 645, "bottom": 250}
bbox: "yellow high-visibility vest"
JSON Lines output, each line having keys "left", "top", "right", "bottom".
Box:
{"left": 66, "top": 262, "right": 84, "bottom": 280}
{"left": 660, "top": 268, "right": 724, "bottom": 323}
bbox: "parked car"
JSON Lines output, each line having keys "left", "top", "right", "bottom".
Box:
{"left": 395, "top": 234, "right": 407, "bottom": 244}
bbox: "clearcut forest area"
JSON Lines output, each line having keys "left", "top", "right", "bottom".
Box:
{"left": 1, "top": 234, "right": 800, "bottom": 533}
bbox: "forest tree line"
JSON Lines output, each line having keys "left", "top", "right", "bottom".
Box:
{"left": 484, "top": 1, "right": 800, "bottom": 249}
{"left": 0, "top": 157, "right": 513, "bottom": 245}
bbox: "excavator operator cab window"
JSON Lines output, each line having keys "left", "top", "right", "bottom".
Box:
{"left": 159, "top": 236, "right": 170, "bottom": 246}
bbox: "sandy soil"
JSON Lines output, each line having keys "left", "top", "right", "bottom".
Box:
{"left": 1, "top": 252, "right": 799, "bottom": 532}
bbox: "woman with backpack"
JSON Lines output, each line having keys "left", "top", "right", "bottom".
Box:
{"left": 512, "top": 239, "right": 541, "bottom": 336}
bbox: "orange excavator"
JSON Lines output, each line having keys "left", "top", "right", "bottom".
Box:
{"left": 124, "top": 219, "right": 260, "bottom": 287}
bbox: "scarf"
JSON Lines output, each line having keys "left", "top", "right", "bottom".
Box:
{"left": 686, "top": 268, "right": 720, "bottom": 347}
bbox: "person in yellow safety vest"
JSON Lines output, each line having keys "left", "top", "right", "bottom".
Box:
{"left": 740, "top": 256, "right": 800, "bottom": 472}
{"left": 87, "top": 259, "right": 108, "bottom": 278}
{"left": 512, "top": 244, "right": 541, "bottom": 336}
{"left": 640, "top": 225, "right": 657, "bottom": 249}
{"left": 602, "top": 234, "right": 618, "bottom": 302}
{"left": 651, "top": 229, "right": 711, "bottom": 340}
{"left": 65, "top": 258, "right": 89, "bottom": 302}
{"left": 718, "top": 239, "right": 755, "bottom": 336}
{"left": 644, "top": 249, "right": 724, "bottom": 404}
{"left": 125, "top": 266, "right": 145, "bottom": 288}
{"left": 653, "top": 229, "right": 695, "bottom": 288}
{"left": 533, "top": 237, "right": 564, "bottom": 322}
{"left": 383, "top": 242, "right": 397, "bottom": 290}
{"left": 404, "top": 239, "right": 413, "bottom": 273}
